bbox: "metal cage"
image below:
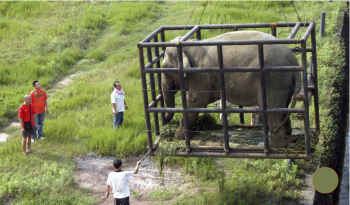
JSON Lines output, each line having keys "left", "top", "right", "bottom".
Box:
{"left": 137, "top": 22, "right": 319, "bottom": 160}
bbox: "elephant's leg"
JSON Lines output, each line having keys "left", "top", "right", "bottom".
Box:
{"left": 175, "top": 92, "right": 211, "bottom": 139}
{"left": 268, "top": 113, "right": 288, "bottom": 148}
{"left": 283, "top": 115, "right": 292, "bottom": 135}
{"left": 175, "top": 112, "right": 201, "bottom": 139}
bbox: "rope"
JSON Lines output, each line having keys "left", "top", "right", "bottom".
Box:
{"left": 139, "top": 149, "right": 151, "bottom": 162}
{"left": 178, "top": 1, "right": 198, "bottom": 43}
{"left": 298, "top": 18, "right": 307, "bottom": 39}
{"left": 279, "top": 1, "right": 292, "bottom": 36}
{"left": 291, "top": 1, "right": 302, "bottom": 22}
{"left": 198, "top": 0, "right": 208, "bottom": 25}
{"left": 291, "top": 1, "right": 306, "bottom": 40}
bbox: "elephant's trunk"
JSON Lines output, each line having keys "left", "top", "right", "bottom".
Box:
{"left": 162, "top": 83, "right": 177, "bottom": 124}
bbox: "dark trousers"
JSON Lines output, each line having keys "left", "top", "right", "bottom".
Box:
{"left": 114, "top": 197, "right": 129, "bottom": 205}
{"left": 113, "top": 112, "right": 124, "bottom": 128}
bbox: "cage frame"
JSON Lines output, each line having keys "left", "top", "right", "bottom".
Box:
{"left": 137, "top": 22, "right": 320, "bottom": 160}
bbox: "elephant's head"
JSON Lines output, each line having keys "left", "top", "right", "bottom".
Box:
{"left": 161, "top": 37, "right": 191, "bottom": 123}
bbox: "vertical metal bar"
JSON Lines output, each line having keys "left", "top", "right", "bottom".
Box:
{"left": 177, "top": 45, "right": 191, "bottom": 153}
{"left": 160, "top": 30, "right": 166, "bottom": 52}
{"left": 258, "top": 43, "right": 270, "bottom": 156}
{"left": 218, "top": 45, "right": 229, "bottom": 154}
{"left": 308, "top": 56, "right": 313, "bottom": 85}
{"left": 239, "top": 105, "right": 244, "bottom": 124}
{"left": 147, "top": 46, "right": 160, "bottom": 136}
{"left": 311, "top": 25, "right": 320, "bottom": 134}
{"left": 196, "top": 29, "right": 201, "bottom": 40}
{"left": 301, "top": 39, "right": 311, "bottom": 159}
{"left": 271, "top": 27, "right": 277, "bottom": 37}
{"left": 139, "top": 47, "right": 153, "bottom": 151}
{"left": 320, "top": 12, "right": 326, "bottom": 37}
{"left": 154, "top": 35, "right": 166, "bottom": 127}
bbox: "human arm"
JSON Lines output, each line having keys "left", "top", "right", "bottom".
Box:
{"left": 134, "top": 161, "right": 141, "bottom": 174}
{"left": 32, "top": 105, "right": 37, "bottom": 129}
{"left": 19, "top": 118, "right": 24, "bottom": 132}
{"left": 45, "top": 100, "right": 49, "bottom": 114}
{"left": 32, "top": 113, "right": 37, "bottom": 129}
{"left": 112, "top": 103, "right": 118, "bottom": 115}
{"left": 105, "top": 184, "right": 110, "bottom": 198}
{"left": 111, "top": 92, "right": 119, "bottom": 115}
{"left": 124, "top": 100, "right": 128, "bottom": 110}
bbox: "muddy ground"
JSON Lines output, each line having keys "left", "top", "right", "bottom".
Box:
{"left": 74, "top": 154, "right": 187, "bottom": 205}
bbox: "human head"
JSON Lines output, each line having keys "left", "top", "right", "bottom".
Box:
{"left": 24, "top": 95, "right": 31, "bottom": 105}
{"left": 113, "top": 159, "right": 123, "bottom": 169}
{"left": 113, "top": 81, "right": 121, "bottom": 91}
{"left": 33, "top": 81, "right": 41, "bottom": 89}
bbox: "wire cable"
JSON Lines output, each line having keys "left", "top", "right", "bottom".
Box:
{"left": 178, "top": 1, "right": 198, "bottom": 43}
{"left": 198, "top": 0, "right": 209, "bottom": 25}
{"left": 291, "top": 1, "right": 302, "bottom": 22}
{"left": 279, "top": 1, "right": 292, "bottom": 36}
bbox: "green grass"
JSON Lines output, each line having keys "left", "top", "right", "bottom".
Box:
{"left": 0, "top": 1, "right": 347, "bottom": 204}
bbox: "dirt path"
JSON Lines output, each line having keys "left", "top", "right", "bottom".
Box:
{"left": 74, "top": 154, "right": 187, "bottom": 205}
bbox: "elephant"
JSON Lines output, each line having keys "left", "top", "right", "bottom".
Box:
{"left": 161, "top": 31, "right": 301, "bottom": 148}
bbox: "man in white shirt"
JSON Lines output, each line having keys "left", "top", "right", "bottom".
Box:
{"left": 106, "top": 159, "right": 141, "bottom": 205}
{"left": 111, "top": 81, "right": 128, "bottom": 128}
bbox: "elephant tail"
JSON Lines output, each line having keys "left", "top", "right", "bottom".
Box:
{"left": 274, "top": 72, "right": 301, "bottom": 132}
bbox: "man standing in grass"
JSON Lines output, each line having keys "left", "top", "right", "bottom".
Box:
{"left": 111, "top": 81, "right": 128, "bottom": 128}
{"left": 30, "top": 81, "right": 49, "bottom": 142}
{"left": 105, "top": 159, "right": 141, "bottom": 205}
{"left": 18, "top": 95, "right": 36, "bottom": 155}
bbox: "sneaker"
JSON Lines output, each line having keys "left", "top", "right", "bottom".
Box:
{"left": 31, "top": 138, "right": 34, "bottom": 143}
{"left": 39, "top": 137, "right": 45, "bottom": 140}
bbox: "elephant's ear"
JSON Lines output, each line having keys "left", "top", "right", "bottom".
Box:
{"left": 182, "top": 52, "right": 190, "bottom": 77}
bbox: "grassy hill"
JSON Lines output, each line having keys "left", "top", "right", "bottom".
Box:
{"left": 0, "top": 1, "right": 347, "bottom": 204}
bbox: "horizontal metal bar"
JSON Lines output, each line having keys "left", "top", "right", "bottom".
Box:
{"left": 138, "top": 39, "right": 302, "bottom": 48}
{"left": 184, "top": 67, "right": 219, "bottom": 72}
{"left": 226, "top": 108, "right": 304, "bottom": 113}
{"left": 144, "top": 66, "right": 303, "bottom": 73}
{"left": 161, "top": 23, "right": 310, "bottom": 31}
{"left": 148, "top": 108, "right": 183, "bottom": 113}
{"left": 265, "top": 108, "right": 305, "bottom": 113}
{"left": 181, "top": 39, "right": 301, "bottom": 46}
{"left": 264, "top": 66, "right": 303, "bottom": 72}
{"left": 139, "top": 42, "right": 177, "bottom": 48}
{"left": 191, "top": 146, "right": 264, "bottom": 151}
{"left": 185, "top": 108, "right": 222, "bottom": 113}
{"left": 292, "top": 47, "right": 312, "bottom": 52}
{"left": 139, "top": 26, "right": 163, "bottom": 44}
{"left": 144, "top": 51, "right": 165, "bottom": 69}
{"left": 190, "top": 146, "right": 306, "bottom": 154}
{"left": 143, "top": 68, "right": 178, "bottom": 73}
{"left": 166, "top": 152, "right": 307, "bottom": 159}
{"left": 198, "top": 22, "right": 310, "bottom": 29}
{"left": 162, "top": 25, "right": 196, "bottom": 30}
{"left": 148, "top": 94, "right": 163, "bottom": 108}
{"left": 148, "top": 107, "right": 305, "bottom": 114}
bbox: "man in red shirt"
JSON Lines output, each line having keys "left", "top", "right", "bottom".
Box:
{"left": 30, "top": 81, "right": 49, "bottom": 142}
{"left": 18, "top": 95, "right": 36, "bottom": 155}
